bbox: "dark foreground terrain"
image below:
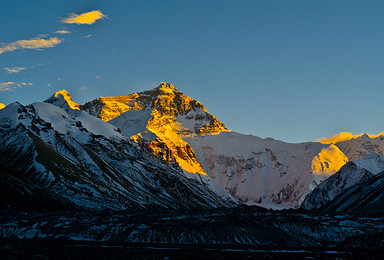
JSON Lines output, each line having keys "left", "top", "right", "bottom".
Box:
{"left": 1, "top": 207, "right": 384, "bottom": 259}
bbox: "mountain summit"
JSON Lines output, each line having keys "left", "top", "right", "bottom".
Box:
{"left": 82, "top": 82, "right": 227, "bottom": 135}
{"left": 82, "top": 83, "right": 229, "bottom": 175}
{"left": 45, "top": 89, "right": 80, "bottom": 110}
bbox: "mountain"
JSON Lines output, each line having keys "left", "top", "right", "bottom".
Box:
{"left": 45, "top": 89, "right": 80, "bottom": 110}
{"left": 82, "top": 83, "right": 228, "bottom": 174}
{"left": 82, "top": 83, "right": 234, "bottom": 202}
{"left": 0, "top": 95, "right": 237, "bottom": 211}
{"left": 309, "top": 169, "right": 384, "bottom": 215}
{"left": 0, "top": 103, "right": 5, "bottom": 110}
{"left": 334, "top": 134, "right": 384, "bottom": 161}
{"left": 186, "top": 133, "right": 349, "bottom": 209}
{"left": 81, "top": 83, "right": 349, "bottom": 209}
{"left": 5, "top": 84, "right": 383, "bottom": 211}
{"left": 301, "top": 152, "right": 384, "bottom": 210}
{"left": 318, "top": 131, "right": 384, "bottom": 160}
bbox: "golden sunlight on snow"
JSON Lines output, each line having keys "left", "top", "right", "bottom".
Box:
{"left": 146, "top": 109, "right": 207, "bottom": 174}
{"left": 54, "top": 89, "right": 80, "bottom": 110}
{"left": 311, "top": 144, "right": 349, "bottom": 181}
{"left": 317, "top": 132, "right": 384, "bottom": 144}
{"left": 97, "top": 93, "right": 141, "bottom": 121}
{"left": 0, "top": 103, "right": 5, "bottom": 110}
{"left": 93, "top": 83, "right": 228, "bottom": 175}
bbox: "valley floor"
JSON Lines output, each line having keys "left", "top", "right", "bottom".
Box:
{"left": 0, "top": 207, "right": 384, "bottom": 259}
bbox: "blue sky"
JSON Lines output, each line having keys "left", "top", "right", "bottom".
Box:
{"left": 1, "top": 0, "right": 384, "bottom": 143}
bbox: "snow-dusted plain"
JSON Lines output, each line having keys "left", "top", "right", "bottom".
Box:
{"left": 0, "top": 209, "right": 383, "bottom": 252}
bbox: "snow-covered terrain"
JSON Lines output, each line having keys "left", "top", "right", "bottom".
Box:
{"left": 0, "top": 93, "right": 238, "bottom": 210}
{"left": 3, "top": 83, "right": 384, "bottom": 211}
{"left": 186, "top": 132, "right": 349, "bottom": 209}
{"left": 81, "top": 83, "right": 352, "bottom": 209}
{"left": 302, "top": 153, "right": 384, "bottom": 210}
{"left": 1, "top": 209, "right": 383, "bottom": 251}
{"left": 333, "top": 134, "right": 384, "bottom": 161}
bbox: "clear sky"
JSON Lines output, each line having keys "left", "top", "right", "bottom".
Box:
{"left": 1, "top": 0, "right": 384, "bottom": 143}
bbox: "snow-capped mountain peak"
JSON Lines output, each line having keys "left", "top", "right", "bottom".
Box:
{"left": 81, "top": 83, "right": 229, "bottom": 177}
{"left": 82, "top": 83, "right": 228, "bottom": 135}
{"left": 156, "top": 82, "right": 181, "bottom": 93}
{"left": 45, "top": 89, "right": 80, "bottom": 110}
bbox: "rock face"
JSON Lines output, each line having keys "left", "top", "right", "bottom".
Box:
{"left": 81, "top": 83, "right": 351, "bottom": 209}
{"left": 0, "top": 96, "right": 238, "bottom": 211}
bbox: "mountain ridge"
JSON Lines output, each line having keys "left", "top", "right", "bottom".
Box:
{"left": 0, "top": 99, "right": 237, "bottom": 210}
{"left": 3, "top": 83, "right": 384, "bottom": 210}
{"left": 76, "top": 83, "right": 351, "bottom": 209}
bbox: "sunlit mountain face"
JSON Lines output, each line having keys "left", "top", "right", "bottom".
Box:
{"left": 82, "top": 83, "right": 229, "bottom": 175}
{"left": 0, "top": 103, "right": 5, "bottom": 110}
{"left": 46, "top": 89, "right": 80, "bottom": 110}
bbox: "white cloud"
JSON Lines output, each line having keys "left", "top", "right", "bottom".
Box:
{"left": 79, "top": 86, "right": 87, "bottom": 91}
{"left": 61, "top": 10, "right": 107, "bottom": 25}
{"left": 96, "top": 76, "right": 101, "bottom": 79}
{"left": 2, "top": 67, "right": 26, "bottom": 74}
{"left": 0, "top": 82, "right": 33, "bottom": 92}
{"left": 54, "top": 30, "right": 71, "bottom": 34}
{"left": 0, "top": 37, "right": 62, "bottom": 55}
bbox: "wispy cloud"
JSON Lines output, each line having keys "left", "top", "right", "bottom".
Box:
{"left": 0, "top": 82, "right": 33, "bottom": 92}
{"left": 54, "top": 30, "right": 71, "bottom": 34}
{"left": 0, "top": 37, "right": 62, "bottom": 55}
{"left": 85, "top": 34, "right": 93, "bottom": 38}
{"left": 61, "top": 10, "right": 107, "bottom": 25}
{"left": 2, "top": 67, "right": 26, "bottom": 74}
{"left": 317, "top": 131, "right": 384, "bottom": 144}
{"left": 79, "top": 86, "right": 87, "bottom": 91}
